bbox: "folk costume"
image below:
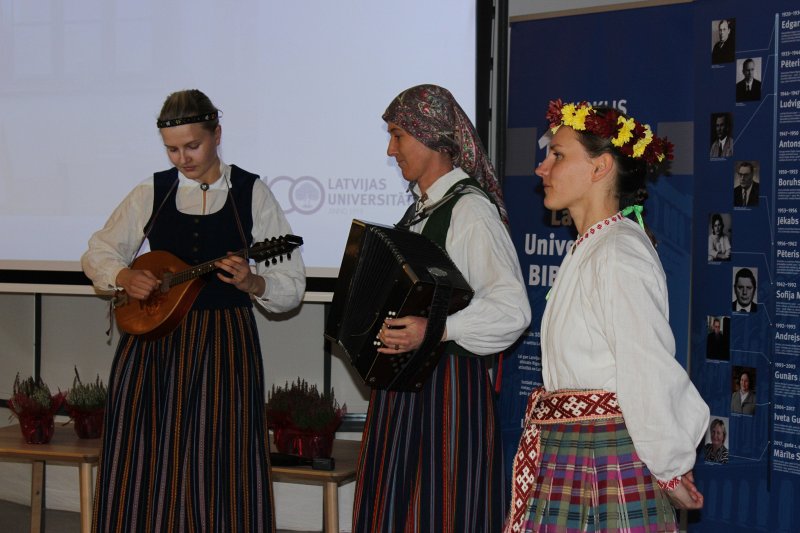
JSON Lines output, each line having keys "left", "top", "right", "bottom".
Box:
{"left": 352, "top": 85, "right": 530, "bottom": 533}
{"left": 506, "top": 101, "right": 709, "bottom": 533}
{"left": 82, "top": 161, "right": 305, "bottom": 532}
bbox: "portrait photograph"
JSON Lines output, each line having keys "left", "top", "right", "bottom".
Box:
{"left": 703, "top": 416, "right": 730, "bottom": 464}
{"left": 733, "top": 160, "right": 760, "bottom": 207}
{"left": 732, "top": 266, "right": 758, "bottom": 313}
{"left": 708, "top": 212, "right": 732, "bottom": 262}
{"left": 736, "top": 57, "right": 762, "bottom": 102}
{"left": 731, "top": 366, "right": 756, "bottom": 415}
{"left": 711, "top": 18, "right": 735, "bottom": 64}
{"left": 706, "top": 315, "right": 730, "bottom": 361}
{"left": 710, "top": 112, "right": 734, "bottom": 159}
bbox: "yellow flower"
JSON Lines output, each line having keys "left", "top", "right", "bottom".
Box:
{"left": 561, "top": 103, "right": 577, "bottom": 126}
{"left": 572, "top": 105, "right": 592, "bottom": 131}
{"left": 612, "top": 116, "right": 635, "bottom": 147}
{"left": 559, "top": 102, "right": 593, "bottom": 131}
{"left": 632, "top": 126, "right": 654, "bottom": 158}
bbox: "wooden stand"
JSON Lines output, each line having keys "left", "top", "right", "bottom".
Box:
{"left": 0, "top": 424, "right": 360, "bottom": 533}
{"left": 0, "top": 423, "right": 100, "bottom": 533}
{"left": 270, "top": 439, "right": 360, "bottom": 533}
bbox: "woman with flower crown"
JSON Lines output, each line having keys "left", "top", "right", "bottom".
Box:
{"left": 505, "top": 101, "right": 710, "bottom": 533}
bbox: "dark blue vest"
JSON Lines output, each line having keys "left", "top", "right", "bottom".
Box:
{"left": 146, "top": 165, "right": 257, "bottom": 309}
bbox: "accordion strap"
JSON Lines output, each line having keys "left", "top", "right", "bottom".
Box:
{"left": 419, "top": 266, "right": 453, "bottom": 353}
{"left": 395, "top": 181, "right": 487, "bottom": 231}
{"left": 391, "top": 265, "right": 454, "bottom": 389}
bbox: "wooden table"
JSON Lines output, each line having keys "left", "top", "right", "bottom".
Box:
{"left": 0, "top": 424, "right": 360, "bottom": 533}
{"left": 0, "top": 423, "right": 100, "bottom": 533}
{"left": 270, "top": 439, "right": 361, "bottom": 533}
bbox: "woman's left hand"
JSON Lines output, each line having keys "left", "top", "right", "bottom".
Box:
{"left": 215, "top": 253, "right": 265, "bottom": 296}
{"left": 665, "top": 471, "right": 704, "bottom": 510}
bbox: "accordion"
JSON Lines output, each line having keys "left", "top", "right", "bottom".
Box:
{"left": 325, "top": 220, "right": 473, "bottom": 391}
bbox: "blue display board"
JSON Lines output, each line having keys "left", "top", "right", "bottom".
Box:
{"left": 501, "top": 1, "right": 799, "bottom": 531}
{"left": 689, "top": 1, "right": 775, "bottom": 531}
{"left": 501, "top": 0, "right": 694, "bottom": 502}
{"left": 690, "top": 1, "right": 799, "bottom": 532}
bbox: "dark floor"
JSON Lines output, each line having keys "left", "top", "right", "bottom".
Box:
{"left": 0, "top": 499, "right": 80, "bottom": 533}
{"left": 0, "top": 499, "right": 318, "bottom": 532}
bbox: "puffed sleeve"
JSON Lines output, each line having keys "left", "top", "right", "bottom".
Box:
{"left": 250, "top": 179, "right": 306, "bottom": 313}
{"left": 81, "top": 181, "right": 154, "bottom": 291}
{"left": 603, "top": 227, "right": 709, "bottom": 482}
{"left": 442, "top": 194, "right": 531, "bottom": 355}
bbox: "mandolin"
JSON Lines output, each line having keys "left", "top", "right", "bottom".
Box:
{"left": 113, "top": 234, "right": 303, "bottom": 339}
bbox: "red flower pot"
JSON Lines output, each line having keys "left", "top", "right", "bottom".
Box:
{"left": 273, "top": 427, "right": 334, "bottom": 459}
{"left": 18, "top": 413, "right": 55, "bottom": 444}
{"left": 71, "top": 408, "right": 105, "bottom": 439}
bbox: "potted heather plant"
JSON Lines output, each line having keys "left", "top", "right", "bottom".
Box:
{"left": 7, "top": 373, "right": 65, "bottom": 444}
{"left": 266, "top": 378, "right": 346, "bottom": 459}
{"left": 65, "top": 367, "right": 107, "bottom": 439}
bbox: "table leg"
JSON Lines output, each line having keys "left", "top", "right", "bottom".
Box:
{"left": 79, "top": 463, "right": 93, "bottom": 533}
{"left": 322, "top": 481, "right": 339, "bottom": 533}
{"left": 30, "top": 460, "right": 45, "bottom": 533}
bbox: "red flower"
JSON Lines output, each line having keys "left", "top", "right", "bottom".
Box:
{"left": 585, "top": 110, "right": 619, "bottom": 139}
{"left": 545, "top": 99, "right": 565, "bottom": 129}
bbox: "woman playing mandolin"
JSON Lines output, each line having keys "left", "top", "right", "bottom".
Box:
{"left": 81, "top": 89, "right": 305, "bottom": 532}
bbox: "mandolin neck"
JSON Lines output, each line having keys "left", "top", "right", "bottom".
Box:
{"left": 166, "top": 249, "right": 248, "bottom": 289}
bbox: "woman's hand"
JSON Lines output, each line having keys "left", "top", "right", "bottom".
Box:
{"left": 215, "top": 254, "right": 265, "bottom": 296}
{"left": 115, "top": 268, "right": 160, "bottom": 300}
{"left": 377, "top": 316, "right": 437, "bottom": 354}
{"left": 665, "top": 471, "right": 703, "bottom": 510}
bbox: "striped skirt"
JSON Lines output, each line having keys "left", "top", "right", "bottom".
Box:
{"left": 521, "top": 418, "right": 677, "bottom": 533}
{"left": 352, "top": 353, "right": 504, "bottom": 533}
{"left": 92, "top": 307, "right": 274, "bottom": 533}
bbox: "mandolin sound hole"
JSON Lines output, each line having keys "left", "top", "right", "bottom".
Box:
{"left": 143, "top": 293, "right": 166, "bottom": 316}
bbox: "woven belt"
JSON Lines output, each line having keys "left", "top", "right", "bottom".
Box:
{"left": 504, "top": 387, "right": 622, "bottom": 533}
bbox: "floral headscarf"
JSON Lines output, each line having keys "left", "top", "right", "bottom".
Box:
{"left": 383, "top": 84, "right": 508, "bottom": 224}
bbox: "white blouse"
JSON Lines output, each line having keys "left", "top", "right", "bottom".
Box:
{"left": 81, "top": 162, "right": 306, "bottom": 313}
{"left": 540, "top": 215, "right": 709, "bottom": 481}
{"left": 408, "top": 168, "right": 531, "bottom": 356}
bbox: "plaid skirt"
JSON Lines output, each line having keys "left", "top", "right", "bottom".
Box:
{"left": 521, "top": 418, "right": 677, "bottom": 533}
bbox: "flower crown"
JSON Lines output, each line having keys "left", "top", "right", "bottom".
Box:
{"left": 545, "top": 99, "right": 674, "bottom": 165}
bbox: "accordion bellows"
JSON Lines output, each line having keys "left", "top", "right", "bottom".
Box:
{"left": 325, "top": 220, "right": 473, "bottom": 391}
